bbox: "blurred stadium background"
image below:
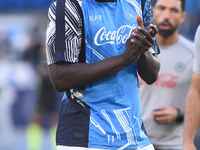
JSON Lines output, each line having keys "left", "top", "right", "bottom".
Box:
{"left": 0, "top": 0, "right": 199, "bottom": 150}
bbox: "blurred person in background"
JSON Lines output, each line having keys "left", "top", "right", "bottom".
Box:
{"left": 0, "top": 13, "right": 61, "bottom": 150}
{"left": 26, "top": 46, "right": 62, "bottom": 150}
{"left": 0, "top": 29, "right": 40, "bottom": 150}
{"left": 24, "top": 27, "right": 62, "bottom": 150}
{"left": 0, "top": 31, "right": 17, "bottom": 150}
{"left": 139, "top": 0, "right": 195, "bottom": 150}
{"left": 22, "top": 27, "right": 41, "bottom": 67}
{"left": 183, "top": 25, "right": 200, "bottom": 150}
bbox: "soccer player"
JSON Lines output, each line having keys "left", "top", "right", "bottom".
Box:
{"left": 139, "top": 0, "right": 194, "bottom": 150}
{"left": 45, "top": 0, "right": 160, "bottom": 149}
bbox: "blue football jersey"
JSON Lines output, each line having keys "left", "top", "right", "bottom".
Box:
{"left": 82, "top": 0, "right": 149, "bottom": 149}
{"left": 46, "top": 0, "right": 160, "bottom": 149}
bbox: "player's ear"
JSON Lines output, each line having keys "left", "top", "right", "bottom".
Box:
{"left": 180, "top": 12, "right": 186, "bottom": 24}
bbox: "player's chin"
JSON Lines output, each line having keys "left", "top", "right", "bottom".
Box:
{"left": 158, "top": 30, "right": 174, "bottom": 37}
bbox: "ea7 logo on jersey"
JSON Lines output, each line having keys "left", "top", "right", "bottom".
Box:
{"left": 90, "top": 15, "right": 102, "bottom": 21}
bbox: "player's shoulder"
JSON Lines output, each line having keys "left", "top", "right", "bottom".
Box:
{"left": 141, "top": 0, "right": 149, "bottom": 7}
{"left": 195, "top": 25, "right": 200, "bottom": 40}
{"left": 48, "top": 0, "right": 83, "bottom": 23}
{"left": 178, "top": 34, "right": 195, "bottom": 55}
{"left": 178, "top": 34, "right": 194, "bottom": 48}
{"left": 49, "top": 0, "right": 82, "bottom": 10}
{"left": 196, "top": 24, "right": 200, "bottom": 33}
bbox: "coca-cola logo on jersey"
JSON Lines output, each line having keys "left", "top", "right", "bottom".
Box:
{"left": 154, "top": 73, "right": 179, "bottom": 88}
{"left": 94, "top": 25, "right": 137, "bottom": 46}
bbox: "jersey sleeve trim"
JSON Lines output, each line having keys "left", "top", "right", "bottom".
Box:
{"left": 46, "top": 0, "right": 83, "bottom": 65}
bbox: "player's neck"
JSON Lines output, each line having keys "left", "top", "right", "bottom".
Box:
{"left": 156, "top": 31, "right": 179, "bottom": 46}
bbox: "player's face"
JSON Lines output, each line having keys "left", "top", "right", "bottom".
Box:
{"left": 152, "top": 0, "right": 186, "bottom": 38}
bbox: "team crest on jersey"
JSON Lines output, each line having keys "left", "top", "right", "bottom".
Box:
{"left": 126, "top": 9, "right": 136, "bottom": 22}
{"left": 175, "top": 62, "right": 186, "bottom": 72}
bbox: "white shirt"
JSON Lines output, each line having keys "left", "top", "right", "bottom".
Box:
{"left": 193, "top": 25, "right": 200, "bottom": 74}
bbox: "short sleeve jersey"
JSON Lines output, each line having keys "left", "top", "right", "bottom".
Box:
{"left": 46, "top": 0, "right": 160, "bottom": 149}
{"left": 193, "top": 25, "right": 200, "bottom": 74}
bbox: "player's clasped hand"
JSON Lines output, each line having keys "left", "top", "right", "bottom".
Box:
{"left": 132, "top": 27, "right": 154, "bottom": 52}
{"left": 132, "top": 15, "right": 158, "bottom": 53}
{"left": 124, "top": 15, "right": 159, "bottom": 64}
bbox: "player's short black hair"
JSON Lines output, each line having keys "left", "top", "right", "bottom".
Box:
{"left": 151, "top": 0, "right": 185, "bottom": 11}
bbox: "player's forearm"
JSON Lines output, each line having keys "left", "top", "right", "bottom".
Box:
{"left": 137, "top": 51, "right": 160, "bottom": 84}
{"left": 184, "top": 76, "right": 200, "bottom": 144}
{"left": 184, "top": 92, "right": 200, "bottom": 144}
{"left": 48, "top": 54, "right": 133, "bottom": 92}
